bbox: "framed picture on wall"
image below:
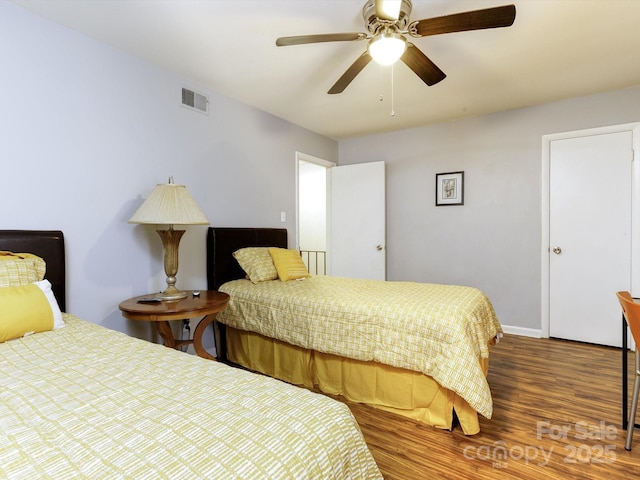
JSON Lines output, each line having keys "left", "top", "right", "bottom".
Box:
{"left": 435, "top": 171, "right": 464, "bottom": 206}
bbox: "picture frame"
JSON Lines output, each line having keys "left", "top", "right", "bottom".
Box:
{"left": 435, "top": 171, "right": 464, "bottom": 206}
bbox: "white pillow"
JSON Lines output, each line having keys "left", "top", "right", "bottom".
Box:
{"left": 36, "top": 279, "right": 64, "bottom": 329}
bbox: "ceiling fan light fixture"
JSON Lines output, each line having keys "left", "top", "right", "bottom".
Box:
{"left": 375, "top": 0, "right": 402, "bottom": 21}
{"left": 368, "top": 32, "right": 407, "bottom": 65}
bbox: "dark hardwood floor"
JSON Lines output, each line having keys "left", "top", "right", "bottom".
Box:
{"left": 331, "top": 334, "right": 640, "bottom": 479}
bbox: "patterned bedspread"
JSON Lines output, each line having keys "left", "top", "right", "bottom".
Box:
{"left": 0, "top": 315, "right": 381, "bottom": 479}
{"left": 217, "top": 276, "right": 502, "bottom": 419}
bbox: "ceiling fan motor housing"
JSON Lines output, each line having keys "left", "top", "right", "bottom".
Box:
{"left": 362, "top": 0, "right": 413, "bottom": 34}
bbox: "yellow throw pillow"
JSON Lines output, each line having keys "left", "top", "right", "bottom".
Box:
{"left": 0, "top": 252, "right": 46, "bottom": 287}
{"left": 0, "top": 280, "right": 64, "bottom": 343}
{"left": 268, "top": 248, "right": 310, "bottom": 282}
{"left": 233, "top": 247, "right": 278, "bottom": 283}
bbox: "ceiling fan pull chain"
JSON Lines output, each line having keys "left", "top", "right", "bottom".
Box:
{"left": 379, "top": 63, "right": 384, "bottom": 102}
{"left": 390, "top": 64, "right": 396, "bottom": 117}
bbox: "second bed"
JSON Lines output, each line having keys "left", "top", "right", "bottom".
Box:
{"left": 207, "top": 227, "right": 502, "bottom": 434}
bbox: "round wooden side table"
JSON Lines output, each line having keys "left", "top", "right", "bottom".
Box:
{"left": 119, "top": 290, "right": 230, "bottom": 360}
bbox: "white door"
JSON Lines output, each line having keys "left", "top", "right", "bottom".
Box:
{"left": 329, "top": 161, "right": 386, "bottom": 280}
{"left": 549, "top": 131, "right": 633, "bottom": 347}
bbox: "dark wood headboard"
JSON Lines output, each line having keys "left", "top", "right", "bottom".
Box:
{"left": 207, "top": 227, "right": 287, "bottom": 290}
{"left": 0, "top": 230, "right": 66, "bottom": 312}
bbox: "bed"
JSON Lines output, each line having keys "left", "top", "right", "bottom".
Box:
{"left": 0, "top": 230, "right": 381, "bottom": 479}
{"left": 207, "top": 227, "right": 503, "bottom": 435}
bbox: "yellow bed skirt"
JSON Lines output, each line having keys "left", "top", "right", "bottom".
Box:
{"left": 226, "top": 326, "right": 489, "bottom": 435}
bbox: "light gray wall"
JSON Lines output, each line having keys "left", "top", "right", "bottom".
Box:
{"left": 5, "top": 2, "right": 640, "bottom": 338}
{"left": 339, "top": 86, "right": 640, "bottom": 333}
{"left": 0, "top": 2, "right": 337, "bottom": 339}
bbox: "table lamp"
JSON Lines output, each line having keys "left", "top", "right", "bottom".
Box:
{"left": 129, "top": 177, "right": 209, "bottom": 301}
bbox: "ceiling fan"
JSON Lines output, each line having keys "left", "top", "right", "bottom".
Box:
{"left": 276, "top": 0, "right": 516, "bottom": 94}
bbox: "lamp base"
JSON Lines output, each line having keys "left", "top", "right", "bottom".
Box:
{"left": 154, "top": 285, "right": 189, "bottom": 302}
{"left": 155, "top": 228, "right": 188, "bottom": 302}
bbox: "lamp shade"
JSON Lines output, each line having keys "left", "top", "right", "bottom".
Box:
{"left": 129, "top": 179, "right": 209, "bottom": 226}
{"left": 368, "top": 32, "right": 407, "bottom": 66}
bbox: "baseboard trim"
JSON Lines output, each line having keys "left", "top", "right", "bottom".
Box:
{"left": 500, "top": 325, "right": 542, "bottom": 338}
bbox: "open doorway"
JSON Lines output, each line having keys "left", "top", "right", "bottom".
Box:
{"left": 296, "top": 153, "right": 386, "bottom": 279}
{"left": 296, "top": 152, "right": 335, "bottom": 275}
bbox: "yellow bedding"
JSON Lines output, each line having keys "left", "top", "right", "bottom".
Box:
{"left": 0, "top": 314, "right": 381, "bottom": 479}
{"left": 226, "top": 326, "right": 490, "bottom": 435}
{"left": 217, "top": 276, "right": 502, "bottom": 419}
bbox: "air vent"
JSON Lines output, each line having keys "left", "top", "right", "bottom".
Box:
{"left": 181, "top": 87, "right": 209, "bottom": 114}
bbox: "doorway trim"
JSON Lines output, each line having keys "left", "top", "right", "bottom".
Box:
{"left": 541, "top": 122, "right": 640, "bottom": 338}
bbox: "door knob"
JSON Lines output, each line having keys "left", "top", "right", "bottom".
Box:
{"left": 376, "top": 245, "right": 383, "bottom": 251}
{"left": 553, "top": 246, "right": 562, "bottom": 254}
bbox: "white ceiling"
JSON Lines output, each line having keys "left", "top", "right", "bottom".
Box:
{"left": 11, "top": 0, "right": 640, "bottom": 140}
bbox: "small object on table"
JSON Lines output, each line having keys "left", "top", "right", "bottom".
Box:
{"left": 137, "top": 297, "right": 162, "bottom": 303}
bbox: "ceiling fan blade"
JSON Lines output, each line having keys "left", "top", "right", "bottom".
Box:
{"left": 375, "top": 0, "right": 401, "bottom": 21}
{"left": 276, "top": 32, "right": 366, "bottom": 47}
{"left": 400, "top": 43, "right": 446, "bottom": 86}
{"left": 328, "top": 52, "right": 373, "bottom": 94}
{"left": 411, "top": 4, "right": 516, "bottom": 37}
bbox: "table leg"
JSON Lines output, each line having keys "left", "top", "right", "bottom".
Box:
{"left": 193, "top": 315, "right": 217, "bottom": 361}
{"left": 156, "top": 321, "right": 177, "bottom": 348}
